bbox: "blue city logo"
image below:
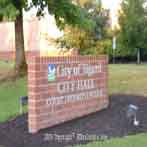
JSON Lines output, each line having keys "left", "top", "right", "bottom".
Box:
{"left": 48, "top": 64, "right": 56, "bottom": 81}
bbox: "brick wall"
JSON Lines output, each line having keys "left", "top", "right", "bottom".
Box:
{"left": 0, "top": 51, "right": 40, "bottom": 61}
{"left": 28, "top": 56, "right": 109, "bottom": 133}
{"left": 0, "top": 51, "right": 15, "bottom": 61}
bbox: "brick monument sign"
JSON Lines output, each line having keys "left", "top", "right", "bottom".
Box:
{"left": 28, "top": 56, "right": 108, "bottom": 133}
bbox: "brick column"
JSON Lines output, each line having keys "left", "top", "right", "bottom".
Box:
{"left": 28, "top": 57, "right": 41, "bottom": 133}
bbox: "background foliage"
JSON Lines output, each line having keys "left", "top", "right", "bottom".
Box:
{"left": 58, "top": 0, "right": 112, "bottom": 57}
{"left": 117, "top": 0, "right": 147, "bottom": 62}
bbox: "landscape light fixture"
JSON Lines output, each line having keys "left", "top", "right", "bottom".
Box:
{"left": 19, "top": 96, "right": 28, "bottom": 114}
{"left": 126, "top": 104, "right": 140, "bottom": 126}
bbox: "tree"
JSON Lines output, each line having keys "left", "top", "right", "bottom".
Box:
{"left": 0, "top": 0, "right": 91, "bottom": 76}
{"left": 58, "top": 0, "right": 110, "bottom": 55}
{"left": 118, "top": 0, "right": 147, "bottom": 64}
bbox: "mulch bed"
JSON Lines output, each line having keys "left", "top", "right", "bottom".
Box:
{"left": 0, "top": 94, "right": 147, "bottom": 147}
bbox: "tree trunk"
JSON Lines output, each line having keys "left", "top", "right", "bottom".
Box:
{"left": 14, "top": 10, "right": 27, "bottom": 77}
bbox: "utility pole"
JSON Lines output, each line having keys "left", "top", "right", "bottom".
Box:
{"left": 137, "top": 48, "right": 141, "bottom": 64}
{"left": 112, "top": 36, "right": 116, "bottom": 64}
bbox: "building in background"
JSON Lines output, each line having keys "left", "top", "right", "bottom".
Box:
{"left": 0, "top": 10, "right": 78, "bottom": 61}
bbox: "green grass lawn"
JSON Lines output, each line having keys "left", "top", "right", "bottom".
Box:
{"left": 0, "top": 63, "right": 147, "bottom": 146}
{"left": 0, "top": 60, "right": 27, "bottom": 122}
{"left": 109, "top": 64, "right": 147, "bottom": 96}
{"left": 0, "top": 60, "right": 14, "bottom": 70}
{"left": 0, "top": 77, "right": 27, "bottom": 122}
{"left": 71, "top": 133, "right": 147, "bottom": 147}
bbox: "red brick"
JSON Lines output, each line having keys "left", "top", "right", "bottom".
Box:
{"left": 28, "top": 55, "right": 108, "bottom": 134}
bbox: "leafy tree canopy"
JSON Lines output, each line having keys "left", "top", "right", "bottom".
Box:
{"left": 118, "top": 0, "right": 147, "bottom": 50}
{"left": 58, "top": 0, "right": 110, "bottom": 55}
{"left": 0, "top": 0, "right": 93, "bottom": 29}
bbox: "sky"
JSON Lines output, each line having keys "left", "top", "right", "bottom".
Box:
{"left": 102, "top": 0, "right": 121, "bottom": 9}
{"left": 102, "top": 0, "right": 121, "bottom": 29}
